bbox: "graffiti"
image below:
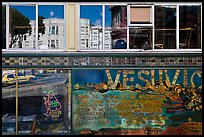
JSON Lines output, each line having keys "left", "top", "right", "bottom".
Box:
{"left": 43, "top": 90, "right": 62, "bottom": 117}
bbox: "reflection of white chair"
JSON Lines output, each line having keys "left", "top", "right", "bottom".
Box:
{"left": 154, "top": 43, "right": 163, "bottom": 49}
{"left": 179, "top": 29, "right": 192, "bottom": 48}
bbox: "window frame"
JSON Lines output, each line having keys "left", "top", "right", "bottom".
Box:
{"left": 78, "top": 2, "right": 202, "bottom": 52}
{"left": 2, "top": 2, "right": 66, "bottom": 51}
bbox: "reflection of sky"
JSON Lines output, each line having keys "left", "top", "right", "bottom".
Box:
{"left": 105, "top": 6, "right": 112, "bottom": 27}
{"left": 80, "top": 5, "right": 102, "bottom": 26}
{"left": 10, "top": 5, "right": 64, "bottom": 20}
{"left": 11, "top": 5, "right": 111, "bottom": 26}
{"left": 80, "top": 5, "right": 112, "bottom": 27}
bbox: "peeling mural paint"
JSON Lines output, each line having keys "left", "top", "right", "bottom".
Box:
{"left": 72, "top": 69, "right": 202, "bottom": 135}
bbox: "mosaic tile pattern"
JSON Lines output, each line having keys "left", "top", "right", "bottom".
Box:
{"left": 2, "top": 56, "right": 202, "bottom": 68}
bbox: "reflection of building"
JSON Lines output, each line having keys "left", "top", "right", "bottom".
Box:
{"left": 109, "top": 6, "right": 127, "bottom": 48}
{"left": 90, "top": 26, "right": 102, "bottom": 50}
{"left": 80, "top": 18, "right": 90, "bottom": 49}
{"left": 40, "top": 18, "right": 64, "bottom": 49}
{"left": 80, "top": 18, "right": 112, "bottom": 50}
{"left": 12, "top": 18, "right": 64, "bottom": 49}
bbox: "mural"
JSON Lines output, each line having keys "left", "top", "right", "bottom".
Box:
{"left": 72, "top": 69, "right": 202, "bottom": 135}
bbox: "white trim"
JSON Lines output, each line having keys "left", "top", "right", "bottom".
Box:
{"left": 102, "top": 4, "right": 105, "bottom": 50}
{"left": 176, "top": 5, "right": 179, "bottom": 50}
{"left": 78, "top": 4, "right": 81, "bottom": 50}
{"left": 36, "top": 4, "right": 38, "bottom": 50}
{"left": 78, "top": 2, "right": 127, "bottom": 5}
{"left": 64, "top": 3, "right": 66, "bottom": 50}
{"left": 78, "top": 49, "right": 202, "bottom": 53}
{"left": 127, "top": 5, "right": 130, "bottom": 50}
{"left": 152, "top": 5, "right": 154, "bottom": 50}
{"left": 154, "top": 2, "right": 202, "bottom": 5}
{"left": 4, "top": 2, "right": 66, "bottom": 5}
{"left": 201, "top": 4, "right": 202, "bottom": 50}
{"left": 6, "top": 4, "right": 9, "bottom": 49}
{"left": 2, "top": 49, "right": 66, "bottom": 52}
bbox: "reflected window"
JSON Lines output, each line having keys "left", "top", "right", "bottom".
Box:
{"left": 80, "top": 5, "right": 102, "bottom": 50}
{"left": 105, "top": 6, "right": 112, "bottom": 50}
{"left": 154, "top": 5, "right": 176, "bottom": 49}
{"left": 9, "top": 5, "right": 36, "bottom": 49}
{"left": 109, "top": 6, "right": 127, "bottom": 49}
{"left": 179, "top": 5, "right": 201, "bottom": 49}
{"left": 38, "top": 5, "right": 64, "bottom": 50}
{"left": 2, "top": 69, "right": 17, "bottom": 135}
{"left": 130, "top": 6, "right": 152, "bottom": 24}
{"left": 129, "top": 27, "right": 152, "bottom": 49}
{"left": 2, "top": 5, "right": 6, "bottom": 49}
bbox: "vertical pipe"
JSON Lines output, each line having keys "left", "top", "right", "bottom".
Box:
{"left": 15, "top": 69, "right": 18, "bottom": 135}
{"left": 68, "top": 69, "right": 72, "bottom": 134}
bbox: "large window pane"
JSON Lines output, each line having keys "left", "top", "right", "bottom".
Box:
{"left": 110, "top": 6, "right": 127, "bottom": 49}
{"left": 2, "top": 69, "right": 17, "bottom": 135}
{"left": 130, "top": 6, "right": 152, "bottom": 24}
{"left": 16, "top": 69, "right": 70, "bottom": 134}
{"left": 38, "top": 5, "right": 64, "bottom": 50}
{"left": 105, "top": 5, "right": 112, "bottom": 50}
{"left": 9, "top": 5, "right": 36, "bottom": 49}
{"left": 2, "top": 5, "right": 6, "bottom": 49}
{"left": 80, "top": 5, "right": 102, "bottom": 50}
{"left": 129, "top": 27, "right": 152, "bottom": 49}
{"left": 179, "top": 5, "right": 201, "bottom": 49}
{"left": 155, "top": 5, "right": 176, "bottom": 49}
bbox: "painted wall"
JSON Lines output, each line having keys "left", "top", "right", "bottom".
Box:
{"left": 72, "top": 69, "right": 202, "bottom": 135}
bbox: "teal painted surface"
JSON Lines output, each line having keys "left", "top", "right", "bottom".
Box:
{"left": 72, "top": 69, "right": 202, "bottom": 135}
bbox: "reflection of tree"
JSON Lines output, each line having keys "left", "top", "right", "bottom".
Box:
{"left": 8, "top": 7, "right": 45, "bottom": 48}
{"left": 9, "top": 8, "right": 32, "bottom": 48}
{"left": 38, "top": 16, "right": 45, "bottom": 36}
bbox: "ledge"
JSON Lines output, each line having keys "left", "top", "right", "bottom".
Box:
{"left": 2, "top": 51, "right": 202, "bottom": 57}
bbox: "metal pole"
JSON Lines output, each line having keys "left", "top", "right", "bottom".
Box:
{"left": 15, "top": 69, "right": 18, "bottom": 135}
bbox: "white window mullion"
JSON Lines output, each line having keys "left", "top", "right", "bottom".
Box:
{"left": 176, "top": 4, "right": 179, "bottom": 50}
{"left": 127, "top": 5, "right": 130, "bottom": 50}
{"left": 152, "top": 5, "right": 154, "bottom": 50}
{"left": 102, "top": 5, "right": 105, "bottom": 50}
{"left": 64, "top": 3, "right": 66, "bottom": 50}
{"left": 78, "top": 4, "right": 81, "bottom": 50}
{"left": 36, "top": 4, "right": 38, "bottom": 50}
{"left": 201, "top": 4, "right": 202, "bottom": 50}
{"left": 6, "top": 4, "right": 9, "bottom": 49}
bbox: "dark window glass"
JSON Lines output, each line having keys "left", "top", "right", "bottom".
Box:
{"left": 110, "top": 6, "right": 127, "bottom": 49}
{"left": 179, "top": 5, "right": 201, "bottom": 49}
{"left": 2, "top": 5, "right": 6, "bottom": 49}
{"left": 155, "top": 5, "right": 176, "bottom": 49}
{"left": 129, "top": 27, "right": 152, "bottom": 49}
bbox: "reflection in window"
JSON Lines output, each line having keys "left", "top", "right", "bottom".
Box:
{"left": 129, "top": 27, "right": 152, "bottom": 49}
{"left": 2, "top": 69, "right": 71, "bottom": 135}
{"left": 38, "top": 5, "right": 64, "bottom": 50}
{"left": 109, "top": 6, "right": 127, "bottom": 49}
{"left": 2, "top": 5, "right": 6, "bottom": 49}
{"left": 105, "top": 6, "right": 112, "bottom": 50}
{"left": 130, "top": 6, "right": 152, "bottom": 24}
{"left": 80, "top": 5, "right": 102, "bottom": 50}
{"left": 9, "top": 5, "right": 36, "bottom": 49}
{"left": 2, "top": 69, "right": 17, "bottom": 135}
{"left": 179, "top": 5, "right": 201, "bottom": 49}
{"left": 155, "top": 5, "right": 176, "bottom": 49}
